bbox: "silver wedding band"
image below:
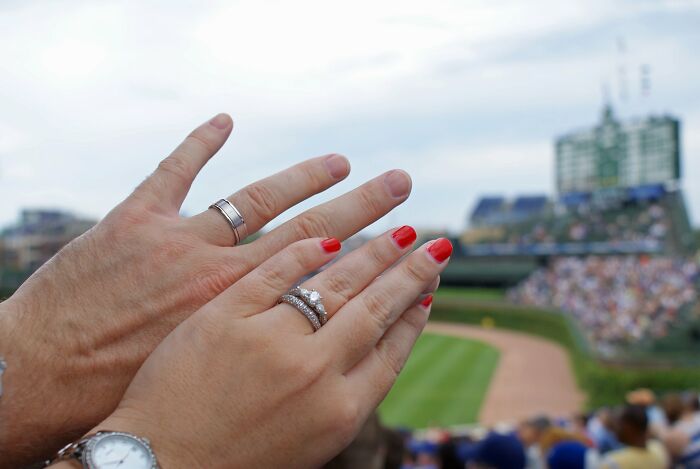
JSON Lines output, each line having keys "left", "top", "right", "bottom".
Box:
{"left": 279, "top": 295, "right": 322, "bottom": 331}
{"left": 209, "top": 199, "right": 247, "bottom": 245}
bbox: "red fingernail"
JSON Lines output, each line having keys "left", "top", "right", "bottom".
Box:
{"left": 392, "top": 225, "right": 417, "bottom": 249}
{"left": 427, "top": 238, "right": 452, "bottom": 263}
{"left": 321, "top": 238, "right": 341, "bottom": 253}
{"left": 421, "top": 295, "right": 433, "bottom": 308}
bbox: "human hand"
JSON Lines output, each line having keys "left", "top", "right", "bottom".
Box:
{"left": 84, "top": 230, "right": 451, "bottom": 469}
{"left": 0, "top": 113, "right": 412, "bottom": 466}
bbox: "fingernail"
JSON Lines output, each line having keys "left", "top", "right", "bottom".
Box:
{"left": 421, "top": 294, "right": 433, "bottom": 308}
{"left": 392, "top": 225, "right": 417, "bottom": 249}
{"left": 384, "top": 170, "right": 411, "bottom": 199}
{"left": 321, "top": 238, "right": 341, "bottom": 253}
{"left": 427, "top": 238, "right": 452, "bottom": 263}
{"left": 325, "top": 154, "right": 350, "bottom": 180}
{"left": 209, "top": 113, "right": 230, "bottom": 129}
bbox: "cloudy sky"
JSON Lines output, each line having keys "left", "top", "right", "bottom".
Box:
{"left": 1, "top": 0, "right": 699, "bottom": 234}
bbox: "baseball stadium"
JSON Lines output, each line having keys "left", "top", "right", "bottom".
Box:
{"left": 366, "top": 106, "right": 700, "bottom": 467}
{"left": 3, "top": 3, "right": 700, "bottom": 469}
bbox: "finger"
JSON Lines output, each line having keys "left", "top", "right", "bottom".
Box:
{"left": 414, "top": 276, "right": 439, "bottom": 306}
{"left": 320, "top": 238, "right": 452, "bottom": 371}
{"left": 422, "top": 275, "right": 440, "bottom": 295}
{"left": 249, "top": 170, "right": 412, "bottom": 263}
{"left": 187, "top": 154, "right": 351, "bottom": 246}
{"left": 211, "top": 238, "right": 343, "bottom": 317}
{"left": 135, "top": 113, "right": 233, "bottom": 211}
{"left": 345, "top": 301, "right": 432, "bottom": 411}
{"left": 293, "top": 226, "right": 417, "bottom": 325}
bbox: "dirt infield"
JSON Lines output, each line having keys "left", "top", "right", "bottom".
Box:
{"left": 425, "top": 322, "right": 586, "bottom": 425}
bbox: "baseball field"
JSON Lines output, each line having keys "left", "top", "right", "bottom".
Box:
{"left": 379, "top": 287, "right": 700, "bottom": 429}
{"left": 378, "top": 333, "right": 500, "bottom": 428}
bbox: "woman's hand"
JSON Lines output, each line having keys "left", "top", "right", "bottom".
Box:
{"left": 0, "top": 113, "right": 413, "bottom": 466}
{"left": 85, "top": 229, "right": 451, "bottom": 469}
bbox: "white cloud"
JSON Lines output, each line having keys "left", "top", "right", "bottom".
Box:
{"left": 0, "top": 0, "right": 698, "bottom": 234}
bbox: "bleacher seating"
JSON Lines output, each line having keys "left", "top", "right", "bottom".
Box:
{"left": 461, "top": 188, "right": 694, "bottom": 256}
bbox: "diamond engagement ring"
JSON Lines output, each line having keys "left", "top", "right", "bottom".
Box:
{"left": 289, "top": 287, "right": 328, "bottom": 325}
{"left": 278, "top": 294, "right": 322, "bottom": 331}
{"left": 209, "top": 199, "right": 247, "bottom": 246}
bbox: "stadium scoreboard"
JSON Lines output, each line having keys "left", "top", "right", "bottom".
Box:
{"left": 555, "top": 106, "right": 681, "bottom": 194}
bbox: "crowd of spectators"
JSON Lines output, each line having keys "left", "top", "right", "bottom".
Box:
{"left": 465, "top": 201, "right": 672, "bottom": 247}
{"left": 514, "top": 202, "right": 670, "bottom": 245}
{"left": 508, "top": 256, "right": 698, "bottom": 349}
{"left": 330, "top": 390, "right": 700, "bottom": 469}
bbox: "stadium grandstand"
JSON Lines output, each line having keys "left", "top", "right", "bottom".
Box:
{"left": 437, "top": 105, "right": 699, "bottom": 361}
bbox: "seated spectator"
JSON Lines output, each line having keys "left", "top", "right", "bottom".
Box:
{"left": 466, "top": 432, "right": 526, "bottom": 469}
{"left": 599, "top": 404, "right": 668, "bottom": 469}
{"left": 546, "top": 441, "right": 591, "bottom": 469}
{"left": 517, "top": 415, "right": 551, "bottom": 469}
{"left": 662, "top": 392, "right": 700, "bottom": 467}
{"left": 588, "top": 408, "right": 622, "bottom": 454}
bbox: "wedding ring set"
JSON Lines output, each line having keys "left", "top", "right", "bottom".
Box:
{"left": 278, "top": 287, "right": 328, "bottom": 332}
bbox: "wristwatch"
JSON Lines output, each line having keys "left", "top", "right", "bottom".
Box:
{"left": 48, "top": 431, "right": 160, "bottom": 468}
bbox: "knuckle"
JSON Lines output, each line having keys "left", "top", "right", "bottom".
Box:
{"left": 252, "top": 261, "right": 289, "bottom": 296}
{"left": 242, "top": 183, "right": 279, "bottom": 221}
{"left": 366, "top": 238, "right": 393, "bottom": 267}
{"left": 287, "top": 241, "right": 318, "bottom": 271}
{"left": 357, "top": 185, "right": 386, "bottom": 217}
{"left": 157, "top": 156, "right": 192, "bottom": 185}
{"left": 106, "top": 204, "right": 150, "bottom": 232}
{"left": 324, "top": 269, "right": 355, "bottom": 304}
{"left": 335, "top": 398, "right": 362, "bottom": 441}
{"left": 403, "top": 257, "right": 431, "bottom": 284}
{"left": 193, "top": 257, "right": 242, "bottom": 299}
{"left": 186, "top": 131, "right": 217, "bottom": 155}
{"left": 292, "top": 210, "right": 334, "bottom": 239}
{"left": 376, "top": 339, "right": 405, "bottom": 378}
{"left": 363, "top": 290, "right": 395, "bottom": 330}
{"left": 299, "top": 160, "right": 328, "bottom": 189}
{"left": 401, "top": 307, "right": 429, "bottom": 330}
{"left": 99, "top": 203, "right": 162, "bottom": 246}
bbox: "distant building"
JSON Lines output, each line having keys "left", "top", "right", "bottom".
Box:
{"left": 555, "top": 105, "right": 681, "bottom": 195}
{"left": 0, "top": 209, "right": 96, "bottom": 272}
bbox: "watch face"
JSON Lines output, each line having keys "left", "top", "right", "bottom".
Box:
{"left": 87, "top": 433, "right": 155, "bottom": 469}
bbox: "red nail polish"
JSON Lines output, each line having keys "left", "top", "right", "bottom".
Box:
{"left": 421, "top": 295, "right": 433, "bottom": 308}
{"left": 321, "top": 238, "right": 341, "bottom": 253}
{"left": 427, "top": 238, "right": 452, "bottom": 263}
{"left": 392, "top": 225, "right": 417, "bottom": 249}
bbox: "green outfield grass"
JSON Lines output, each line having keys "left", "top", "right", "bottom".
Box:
{"left": 430, "top": 287, "right": 700, "bottom": 409}
{"left": 378, "top": 333, "right": 499, "bottom": 429}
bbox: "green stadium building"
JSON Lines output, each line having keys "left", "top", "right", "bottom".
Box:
{"left": 555, "top": 105, "right": 681, "bottom": 195}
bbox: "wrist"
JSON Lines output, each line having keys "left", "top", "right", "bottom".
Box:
{"left": 93, "top": 411, "right": 201, "bottom": 469}
{"left": 48, "top": 462, "right": 82, "bottom": 469}
{"left": 0, "top": 295, "right": 100, "bottom": 466}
